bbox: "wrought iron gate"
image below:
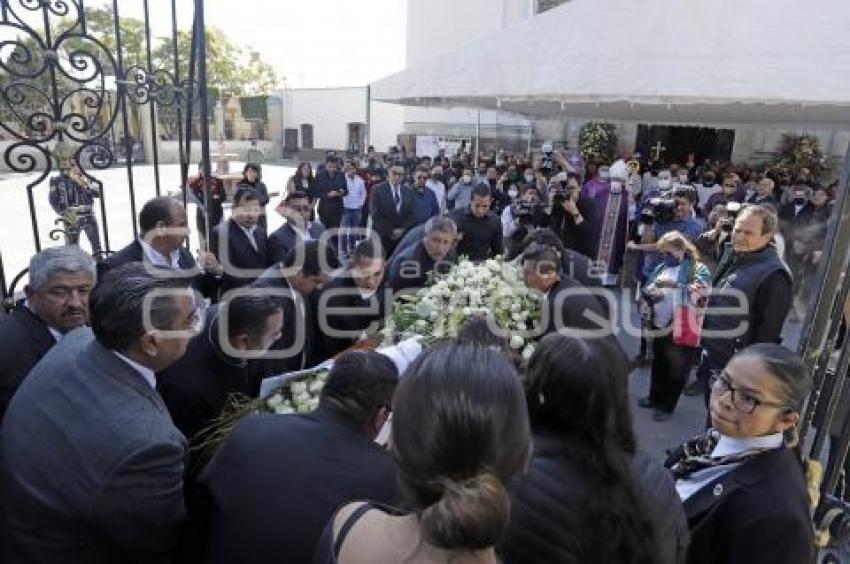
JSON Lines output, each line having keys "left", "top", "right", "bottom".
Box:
{"left": 0, "top": 0, "right": 213, "bottom": 303}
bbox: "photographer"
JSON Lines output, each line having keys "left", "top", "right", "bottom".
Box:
{"left": 550, "top": 172, "right": 596, "bottom": 257}
{"left": 503, "top": 186, "right": 549, "bottom": 258}
{"left": 695, "top": 201, "right": 742, "bottom": 274}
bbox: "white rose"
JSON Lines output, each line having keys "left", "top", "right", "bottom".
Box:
{"left": 267, "top": 394, "right": 283, "bottom": 408}
{"left": 462, "top": 307, "right": 472, "bottom": 316}
{"left": 415, "top": 319, "right": 429, "bottom": 331}
{"left": 510, "top": 303, "right": 522, "bottom": 313}
{"left": 522, "top": 343, "right": 535, "bottom": 361}
{"left": 510, "top": 335, "right": 525, "bottom": 349}
{"left": 309, "top": 380, "right": 325, "bottom": 394}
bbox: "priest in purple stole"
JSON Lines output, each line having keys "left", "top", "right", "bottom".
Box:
{"left": 582, "top": 161, "right": 629, "bottom": 286}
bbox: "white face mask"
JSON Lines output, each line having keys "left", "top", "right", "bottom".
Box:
{"left": 598, "top": 170, "right": 611, "bottom": 180}
{"left": 658, "top": 179, "right": 671, "bottom": 189}
{"left": 524, "top": 174, "right": 535, "bottom": 184}
{"left": 678, "top": 174, "right": 688, "bottom": 183}
{"left": 462, "top": 175, "right": 472, "bottom": 184}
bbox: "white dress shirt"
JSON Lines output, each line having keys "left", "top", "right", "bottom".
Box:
{"left": 139, "top": 239, "right": 181, "bottom": 269}
{"left": 112, "top": 351, "right": 157, "bottom": 390}
{"left": 238, "top": 222, "right": 259, "bottom": 252}
{"left": 675, "top": 432, "right": 784, "bottom": 502}
{"left": 343, "top": 175, "right": 367, "bottom": 210}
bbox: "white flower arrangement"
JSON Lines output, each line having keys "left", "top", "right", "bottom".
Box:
{"left": 262, "top": 368, "right": 330, "bottom": 415}
{"left": 385, "top": 256, "right": 542, "bottom": 357}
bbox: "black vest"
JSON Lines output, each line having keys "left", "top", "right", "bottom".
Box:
{"left": 702, "top": 244, "right": 791, "bottom": 361}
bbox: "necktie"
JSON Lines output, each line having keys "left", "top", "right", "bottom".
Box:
{"left": 393, "top": 187, "right": 401, "bottom": 211}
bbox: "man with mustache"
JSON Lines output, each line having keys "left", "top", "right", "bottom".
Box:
{"left": 0, "top": 246, "right": 96, "bottom": 420}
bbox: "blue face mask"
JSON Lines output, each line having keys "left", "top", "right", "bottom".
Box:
{"left": 662, "top": 254, "right": 681, "bottom": 267}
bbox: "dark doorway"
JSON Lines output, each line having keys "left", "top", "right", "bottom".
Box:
{"left": 284, "top": 128, "right": 299, "bottom": 154}
{"left": 301, "top": 124, "right": 314, "bottom": 149}
{"left": 635, "top": 125, "right": 735, "bottom": 164}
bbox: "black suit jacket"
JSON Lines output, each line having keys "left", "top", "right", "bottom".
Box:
{"left": 184, "top": 406, "right": 397, "bottom": 564}
{"left": 156, "top": 306, "right": 264, "bottom": 444}
{"left": 543, "top": 276, "right": 611, "bottom": 337}
{"left": 267, "top": 222, "right": 326, "bottom": 265}
{"left": 0, "top": 303, "right": 55, "bottom": 421}
{"left": 210, "top": 219, "right": 272, "bottom": 295}
{"left": 683, "top": 447, "right": 814, "bottom": 564}
{"left": 314, "top": 275, "right": 385, "bottom": 360}
{"left": 98, "top": 239, "right": 219, "bottom": 299}
{"left": 253, "top": 267, "right": 319, "bottom": 375}
{"left": 369, "top": 182, "right": 417, "bottom": 253}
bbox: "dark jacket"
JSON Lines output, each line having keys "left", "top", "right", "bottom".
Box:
{"left": 683, "top": 447, "right": 814, "bottom": 564}
{"left": 369, "top": 182, "right": 417, "bottom": 255}
{"left": 702, "top": 244, "right": 792, "bottom": 364}
{"left": 315, "top": 169, "right": 347, "bottom": 228}
{"left": 98, "top": 239, "right": 219, "bottom": 299}
{"left": 1, "top": 328, "right": 187, "bottom": 564}
{"left": 314, "top": 275, "right": 385, "bottom": 361}
{"left": 543, "top": 275, "right": 611, "bottom": 337}
{"left": 267, "top": 222, "right": 326, "bottom": 265}
{"left": 449, "top": 207, "right": 504, "bottom": 262}
{"left": 253, "top": 267, "right": 319, "bottom": 375}
{"left": 552, "top": 194, "right": 597, "bottom": 258}
{"left": 500, "top": 433, "right": 687, "bottom": 564}
{"left": 385, "top": 242, "right": 456, "bottom": 294}
{"left": 156, "top": 305, "right": 264, "bottom": 443}
{"left": 184, "top": 406, "right": 397, "bottom": 564}
{"left": 210, "top": 219, "right": 272, "bottom": 295}
{"left": 409, "top": 186, "right": 440, "bottom": 227}
{"left": 0, "top": 303, "right": 56, "bottom": 420}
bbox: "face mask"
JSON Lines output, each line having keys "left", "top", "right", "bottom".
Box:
{"left": 704, "top": 180, "right": 715, "bottom": 188}
{"left": 679, "top": 175, "right": 689, "bottom": 183}
{"left": 508, "top": 171, "right": 518, "bottom": 181}
{"left": 658, "top": 179, "right": 671, "bottom": 189}
{"left": 508, "top": 188, "right": 519, "bottom": 199}
{"left": 432, "top": 174, "right": 442, "bottom": 181}
{"left": 462, "top": 175, "right": 472, "bottom": 184}
{"left": 794, "top": 197, "right": 806, "bottom": 206}
{"left": 524, "top": 174, "right": 535, "bottom": 184}
{"left": 598, "top": 170, "right": 611, "bottom": 180}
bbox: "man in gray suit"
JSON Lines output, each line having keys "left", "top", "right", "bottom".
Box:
{"left": 1, "top": 263, "right": 200, "bottom": 564}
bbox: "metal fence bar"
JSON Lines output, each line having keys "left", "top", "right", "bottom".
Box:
{"left": 112, "top": 0, "right": 139, "bottom": 239}
{"left": 171, "top": 0, "right": 187, "bottom": 207}
{"left": 142, "top": 0, "right": 161, "bottom": 197}
{"left": 195, "top": 0, "right": 212, "bottom": 250}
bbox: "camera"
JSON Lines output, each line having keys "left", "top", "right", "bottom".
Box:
{"left": 515, "top": 200, "right": 549, "bottom": 228}
{"left": 720, "top": 201, "right": 743, "bottom": 233}
{"left": 640, "top": 197, "right": 676, "bottom": 224}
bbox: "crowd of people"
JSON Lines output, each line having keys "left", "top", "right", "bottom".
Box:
{"left": 0, "top": 140, "right": 837, "bottom": 563}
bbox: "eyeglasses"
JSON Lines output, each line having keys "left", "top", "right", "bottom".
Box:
{"left": 290, "top": 205, "right": 311, "bottom": 212}
{"left": 709, "top": 371, "right": 788, "bottom": 414}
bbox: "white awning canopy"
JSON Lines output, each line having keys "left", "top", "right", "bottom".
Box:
{"left": 371, "top": 0, "right": 850, "bottom": 125}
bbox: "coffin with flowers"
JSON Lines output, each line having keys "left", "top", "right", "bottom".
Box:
{"left": 383, "top": 257, "right": 542, "bottom": 361}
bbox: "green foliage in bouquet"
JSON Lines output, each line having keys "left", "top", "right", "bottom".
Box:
{"left": 190, "top": 368, "right": 330, "bottom": 474}
{"left": 579, "top": 122, "right": 619, "bottom": 163}
{"left": 768, "top": 133, "right": 832, "bottom": 182}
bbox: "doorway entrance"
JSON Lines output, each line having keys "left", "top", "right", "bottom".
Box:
{"left": 635, "top": 125, "right": 735, "bottom": 164}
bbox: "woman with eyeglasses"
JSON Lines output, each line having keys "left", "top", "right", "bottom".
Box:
{"left": 666, "top": 343, "right": 814, "bottom": 564}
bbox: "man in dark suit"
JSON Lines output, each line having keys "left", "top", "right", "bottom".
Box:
{"left": 315, "top": 156, "right": 347, "bottom": 233}
{"left": 370, "top": 164, "right": 416, "bottom": 257}
{"left": 315, "top": 238, "right": 387, "bottom": 360}
{"left": 747, "top": 177, "right": 780, "bottom": 209}
{"left": 0, "top": 246, "right": 95, "bottom": 420}
{"left": 267, "top": 190, "right": 327, "bottom": 264}
{"left": 521, "top": 242, "right": 611, "bottom": 337}
{"left": 253, "top": 240, "right": 332, "bottom": 374}
{"left": 157, "top": 294, "right": 283, "bottom": 444}
{"left": 99, "top": 196, "right": 222, "bottom": 299}
{"left": 1, "top": 264, "right": 198, "bottom": 563}
{"left": 210, "top": 187, "right": 272, "bottom": 295}
{"left": 184, "top": 350, "right": 399, "bottom": 564}
{"left": 386, "top": 215, "right": 457, "bottom": 293}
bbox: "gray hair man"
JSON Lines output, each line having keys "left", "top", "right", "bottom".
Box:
{"left": 385, "top": 216, "right": 458, "bottom": 292}
{"left": 2, "top": 263, "right": 198, "bottom": 563}
{"left": 0, "top": 246, "right": 96, "bottom": 418}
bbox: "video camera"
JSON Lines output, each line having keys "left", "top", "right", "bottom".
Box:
{"left": 639, "top": 197, "right": 677, "bottom": 224}
{"left": 515, "top": 200, "right": 549, "bottom": 228}
{"left": 720, "top": 201, "right": 743, "bottom": 233}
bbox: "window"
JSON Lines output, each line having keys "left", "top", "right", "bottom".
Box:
{"left": 536, "top": 0, "right": 570, "bottom": 14}
{"left": 301, "top": 124, "right": 314, "bottom": 149}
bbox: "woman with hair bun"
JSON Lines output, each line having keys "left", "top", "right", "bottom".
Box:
{"left": 314, "top": 344, "right": 531, "bottom": 563}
